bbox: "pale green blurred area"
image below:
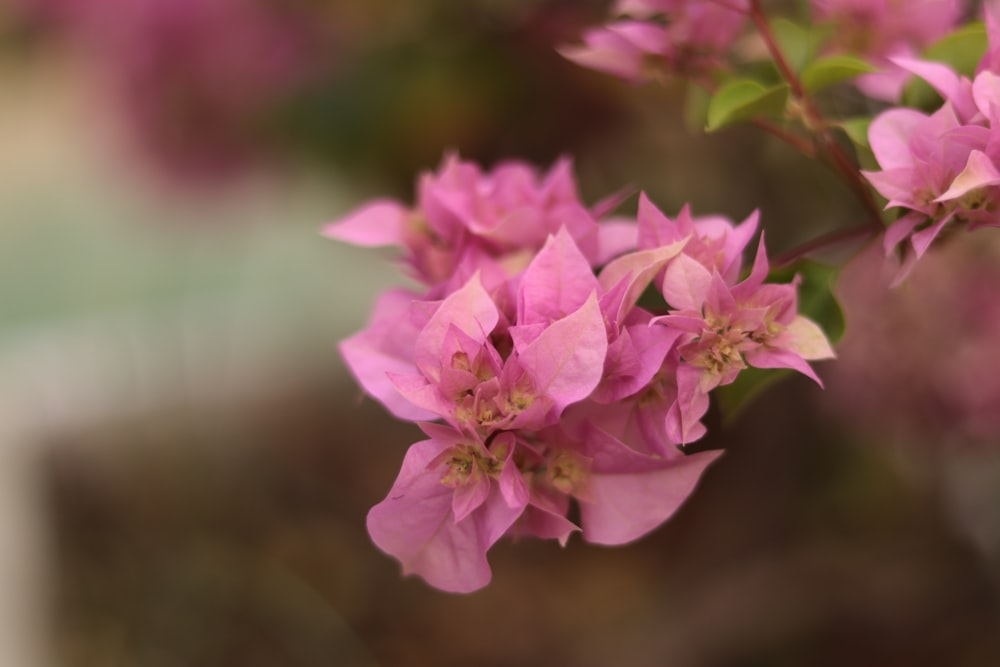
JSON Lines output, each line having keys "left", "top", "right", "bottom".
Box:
{"left": 0, "top": 56, "right": 404, "bottom": 433}
{"left": 0, "top": 54, "right": 398, "bottom": 667}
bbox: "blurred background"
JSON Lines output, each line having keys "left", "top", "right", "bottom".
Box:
{"left": 1, "top": 0, "right": 999, "bottom": 665}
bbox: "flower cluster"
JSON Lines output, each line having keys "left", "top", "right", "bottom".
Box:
{"left": 560, "top": 0, "right": 750, "bottom": 83}
{"left": 327, "top": 155, "right": 834, "bottom": 591}
{"left": 863, "top": 4, "right": 1000, "bottom": 281}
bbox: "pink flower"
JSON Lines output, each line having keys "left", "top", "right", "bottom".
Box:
{"left": 338, "top": 175, "right": 835, "bottom": 591}
{"left": 344, "top": 230, "right": 613, "bottom": 438}
{"left": 864, "top": 94, "right": 1000, "bottom": 281}
{"left": 367, "top": 425, "right": 528, "bottom": 593}
{"left": 636, "top": 193, "right": 759, "bottom": 283}
{"left": 324, "top": 154, "right": 633, "bottom": 297}
{"left": 811, "top": 0, "right": 963, "bottom": 101}
{"left": 829, "top": 235, "right": 1000, "bottom": 446}
{"left": 653, "top": 236, "right": 835, "bottom": 442}
{"left": 562, "top": 0, "right": 748, "bottom": 82}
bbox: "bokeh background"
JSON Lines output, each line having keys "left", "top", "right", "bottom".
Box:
{"left": 1, "top": 1, "right": 999, "bottom": 665}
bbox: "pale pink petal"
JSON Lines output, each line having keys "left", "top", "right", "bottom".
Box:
{"left": 910, "top": 214, "right": 953, "bottom": 258}
{"left": 367, "top": 439, "right": 492, "bottom": 593}
{"left": 339, "top": 289, "right": 436, "bottom": 422}
{"left": 660, "top": 253, "right": 714, "bottom": 310}
{"left": 594, "top": 218, "right": 640, "bottom": 264}
{"left": 863, "top": 168, "right": 923, "bottom": 210}
{"left": 973, "top": 70, "right": 1000, "bottom": 119}
{"left": 720, "top": 209, "right": 760, "bottom": 280}
{"left": 414, "top": 274, "right": 499, "bottom": 382}
{"left": 517, "top": 292, "right": 608, "bottom": 411}
{"left": 598, "top": 238, "right": 690, "bottom": 323}
{"left": 664, "top": 364, "right": 710, "bottom": 445}
{"left": 560, "top": 24, "right": 646, "bottom": 81}
{"left": 322, "top": 199, "right": 408, "bottom": 247}
{"left": 890, "top": 57, "right": 974, "bottom": 120}
{"left": 744, "top": 346, "right": 823, "bottom": 386}
{"left": 867, "top": 107, "right": 927, "bottom": 170}
{"left": 518, "top": 227, "right": 600, "bottom": 325}
{"left": 883, "top": 211, "right": 925, "bottom": 253}
{"left": 581, "top": 452, "right": 721, "bottom": 544}
{"left": 496, "top": 433, "right": 530, "bottom": 508}
{"left": 593, "top": 322, "right": 681, "bottom": 403}
{"left": 934, "top": 150, "right": 1000, "bottom": 202}
{"left": 735, "top": 233, "right": 770, "bottom": 296}
{"left": 784, "top": 315, "right": 836, "bottom": 360}
{"left": 452, "top": 478, "right": 492, "bottom": 523}
{"left": 636, "top": 193, "right": 683, "bottom": 249}
{"left": 517, "top": 486, "right": 578, "bottom": 545}
{"left": 388, "top": 373, "right": 454, "bottom": 421}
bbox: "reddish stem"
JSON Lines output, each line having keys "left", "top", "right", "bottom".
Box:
{"left": 747, "top": 0, "right": 884, "bottom": 230}
{"left": 773, "top": 224, "right": 878, "bottom": 268}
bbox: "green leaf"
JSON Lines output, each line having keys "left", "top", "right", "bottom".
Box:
{"left": 903, "top": 22, "right": 987, "bottom": 109}
{"left": 683, "top": 83, "right": 712, "bottom": 135}
{"left": 770, "top": 18, "right": 825, "bottom": 74}
{"left": 837, "top": 116, "right": 872, "bottom": 150}
{"left": 924, "top": 22, "right": 987, "bottom": 77}
{"left": 801, "top": 55, "right": 875, "bottom": 94}
{"left": 716, "top": 366, "right": 789, "bottom": 421}
{"left": 705, "top": 79, "right": 790, "bottom": 132}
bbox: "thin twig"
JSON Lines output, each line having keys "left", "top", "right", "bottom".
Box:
{"left": 773, "top": 224, "right": 878, "bottom": 268}
{"left": 748, "top": 0, "right": 885, "bottom": 230}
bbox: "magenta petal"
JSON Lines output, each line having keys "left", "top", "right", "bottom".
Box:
{"left": 867, "top": 107, "right": 927, "bottom": 170}
{"left": 664, "top": 364, "right": 710, "bottom": 445}
{"left": 720, "top": 209, "right": 760, "bottom": 279}
{"left": 495, "top": 433, "right": 530, "bottom": 508}
{"left": 973, "top": 70, "right": 1000, "bottom": 118}
{"left": 733, "top": 233, "right": 770, "bottom": 298}
{"left": 367, "top": 439, "right": 493, "bottom": 593}
{"left": 322, "top": 199, "right": 408, "bottom": 247}
{"left": 890, "top": 57, "right": 976, "bottom": 120}
{"left": 518, "top": 227, "right": 599, "bottom": 325}
{"left": 388, "top": 373, "right": 455, "bottom": 422}
{"left": 636, "top": 192, "right": 681, "bottom": 249}
{"left": 883, "top": 211, "right": 925, "bottom": 253}
{"left": 598, "top": 238, "right": 689, "bottom": 322}
{"left": 518, "top": 486, "right": 578, "bottom": 545}
{"left": 560, "top": 21, "right": 668, "bottom": 81}
{"left": 934, "top": 150, "right": 1000, "bottom": 202}
{"left": 863, "top": 167, "right": 922, "bottom": 209}
{"left": 452, "top": 478, "right": 491, "bottom": 523}
{"left": 415, "top": 274, "right": 499, "bottom": 382}
{"left": 581, "top": 451, "right": 721, "bottom": 544}
{"left": 340, "top": 289, "right": 436, "bottom": 422}
{"left": 477, "top": 487, "right": 528, "bottom": 546}
{"left": 744, "top": 346, "right": 823, "bottom": 386}
{"left": 660, "top": 253, "right": 713, "bottom": 310}
{"left": 910, "top": 214, "right": 953, "bottom": 258}
{"left": 517, "top": 292, "right": 608, "bottom": 411}
{"left": 594, "top": 218, "right": 640, "bottom": 265}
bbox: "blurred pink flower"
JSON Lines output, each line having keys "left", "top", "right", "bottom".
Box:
{"left": 9, "top": 0, "right": 334, "bottom": 180}
{"left": 811, "top": 0, "right": 964, "bottom": 101}
{"left": 829, "top": 236, "right": 1000, "bottom": 446}
{"left": 562, "top": 0, "right": 748, "bottom": 82}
